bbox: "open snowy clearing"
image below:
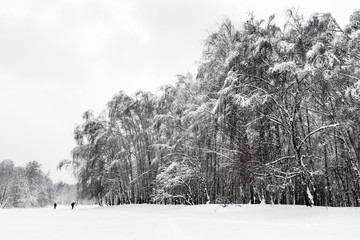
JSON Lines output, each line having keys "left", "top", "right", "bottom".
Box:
{"left": 1, "top": 204, "right": 359, "bottom": 240}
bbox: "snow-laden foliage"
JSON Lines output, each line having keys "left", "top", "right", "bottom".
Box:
{"left": 306, "top": 42, "right": 326, "bottom": 61}
{"left": 345, "top": 9, "right": 360, "bottom": 33}
{"left": 277, "top": 41, "right": 295, "bottom": 55}
{"left": 254, "top": 37, "right": 271, "bottom": 55}
{"left": 346, "top": 80, "right": 360, "bottom": 101}
{"left": 271, "top": 61, "right": 297, "bottom": 73}
{"left": 60, "top": 9, "right": 360, "bottom": 207}
{"left": 0, "top": 160, "right": 54, "bottom": 208}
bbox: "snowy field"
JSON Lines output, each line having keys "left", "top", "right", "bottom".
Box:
{"left": 1, "top": 204, "right": 359, "bottom": 240}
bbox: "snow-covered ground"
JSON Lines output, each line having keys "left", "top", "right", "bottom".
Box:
{"left": 0, "top": 204, "right": 359, "bottom": 240}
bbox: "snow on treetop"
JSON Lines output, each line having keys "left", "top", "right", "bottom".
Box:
{"left": 306, "top": 42, "right": 325, "bottom": 61}
{"left": 271, "top": 61, "right": 296, "bottom": 73}
{"left": 277, "top": 41, "right": 295, "bottom": 55}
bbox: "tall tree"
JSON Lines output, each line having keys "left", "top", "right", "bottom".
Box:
{"left": 60, "top": 10, "right": 360, "bottom": 207}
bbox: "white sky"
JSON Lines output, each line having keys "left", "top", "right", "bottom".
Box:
{"left": 0, "top": 0, "right": 357, "bottom": 184}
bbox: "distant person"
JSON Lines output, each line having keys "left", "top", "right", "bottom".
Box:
{"left": 54, "top": 202, "right": 57, "bottom": 209}
{"left": 71, "top": 202, "right": 75, "bottom": 210}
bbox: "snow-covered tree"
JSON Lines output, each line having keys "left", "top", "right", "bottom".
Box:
{"left": 60, "top": 9, "right": 360, "bottom": 207}
{"left": 0, "top": 160, "right": 54, "bottom": 208}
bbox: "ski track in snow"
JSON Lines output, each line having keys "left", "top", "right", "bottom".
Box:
{"left": 0, "top": 204, "right": 359, "bottom": 240}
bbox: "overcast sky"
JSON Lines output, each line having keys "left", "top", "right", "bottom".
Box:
{"left": 0, "top": 0, "right": 357, "bottom": 184}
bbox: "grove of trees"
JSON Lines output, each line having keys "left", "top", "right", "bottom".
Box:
{"left": 0, "top": 160, "right": 83, "bottom": 208}
{"left": 0, "top": 160, "right": 54, "bottom": 208}
{"left": 59, "top": 10, "right": 360, "bottom": 207}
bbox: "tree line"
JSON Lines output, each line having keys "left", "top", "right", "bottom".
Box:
{"left": 0, "top": 159, "right": 80, "bottom": 208}
{"left": 0, "top": 160, "right": 53, "bottom": 208}
{"left": 59, "top": 10, "right": 360, "bottom": 207}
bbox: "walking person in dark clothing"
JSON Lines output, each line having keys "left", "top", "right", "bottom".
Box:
{"left": 54, "top": 202, "right": 57, "bottom": 209}
{"left": 71, "top": 202, "right": 75, "bottom": 209}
